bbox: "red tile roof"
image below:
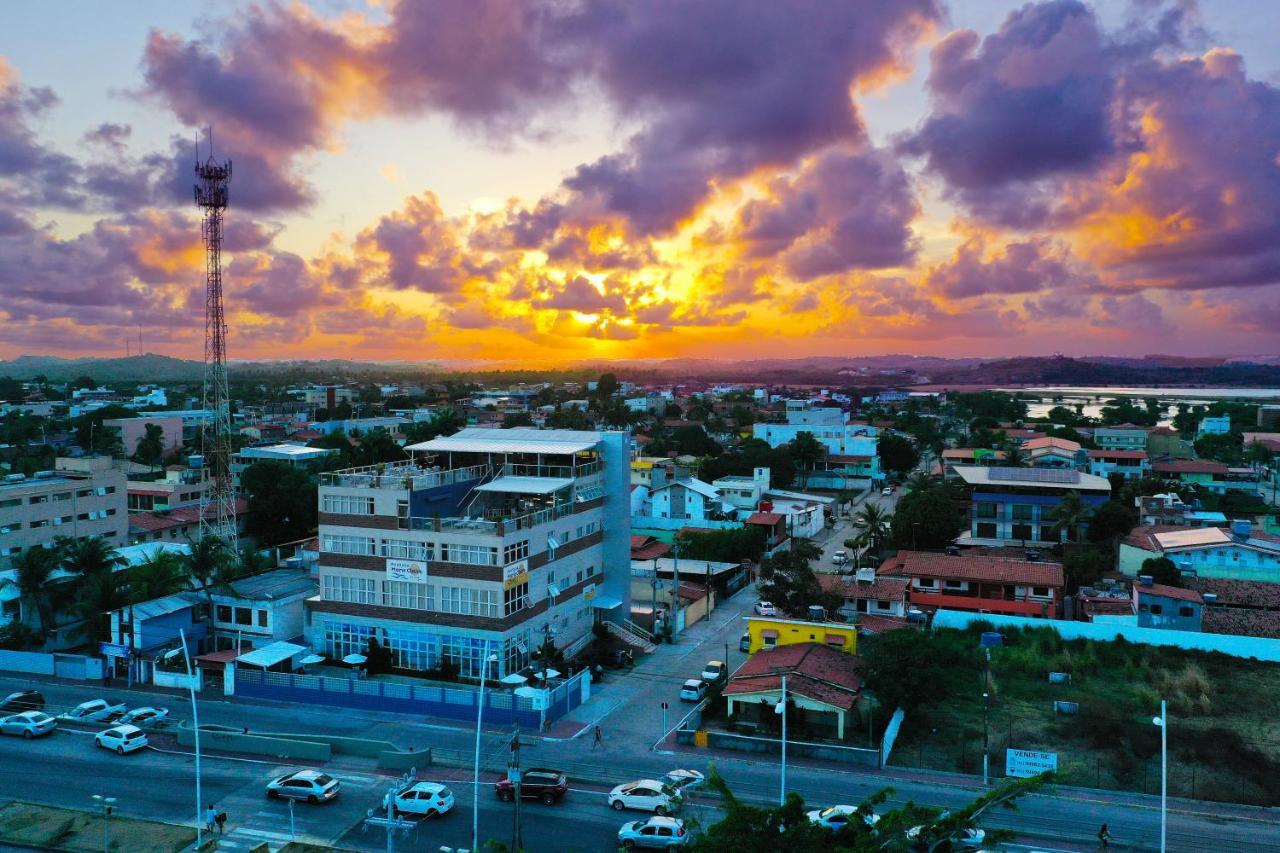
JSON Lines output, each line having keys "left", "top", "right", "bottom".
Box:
{"left": 1121, "top": 524, "right": 1191, "bottom": 550}
{"left": 879, "top": 550, "right": 1064, "bottom": 587}
{"left": 746, "top": 512, "right": 783, "bottom": 525}
{"left": 1136, "top": 583, "right": 1203, "bottom": 604}
{"left": 1024, "top": 436, "right": 1081, "bottom": 453}
{"left": 908, "top": 592, "right": 1053, "bottom": 616}
{"left": 1185, "top": 577, "right": 1280, "bottom": 609}
{"left": 855, "top": 614, "right": 919, "bottom": 634}
{"left": 818, "top": 574, "right": 909, "bottom": 601}
{"left": 630, "top": 535, "right": 671, "bottom": 561}
{"left": 129, "top": 498, "right": 247, "bottom": 533}
{"left": 1202, "top": 608, "right": 1280, "bottom": 639}
{"left": 722, "top": 643, "right": 861, "bottom": 711}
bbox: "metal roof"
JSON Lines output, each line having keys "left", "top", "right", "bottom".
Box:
{"left": 952, "top": 465, "right": 1110, "bottom": 491}
{"left": 236, "top": 640, "right": 306, "bottom": 669}
{"left": 473, "top": 476, "right": 574, "bottom": 495}
{"left": 406, "top": 427, "right": 600, "bottom": 456}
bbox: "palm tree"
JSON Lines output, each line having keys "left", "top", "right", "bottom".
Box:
{"left": 185, "top": 536, "right": 244, "bottom": 641}
{"left": 236, "top": 548, "right": 275, "bottom": 576}
{"left": 789, "top": 431, "right": 826, "bottom": 488}
{"left": 128, "top": 550, "right": 190, "bottom": 602}
{"left": 854, "top": 502, "right": 894, "bottom": 557}
{"left": 1, "top": 546, "right": 60, "bottom": 636}
{"left": 904, "top": 472, "right": 933, "bottom": 494}
{"left": 69, "top": 570, "right": 129, "bottom": 645}
{"left": 1049, "top": 490, "right": 1093, "bottom": 543}
{"left": 133, "top": 423, "right": 166, "bottom": 472}
{"left": 57, "top": 536, "right": 125, "bottom": 579}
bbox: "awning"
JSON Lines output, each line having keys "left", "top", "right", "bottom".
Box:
{"left": 235, "top": 640, "right": 306, "bottom": 669}
{"left": 591, "top": 596, "right": 623, "bottom": 610}
{"left": 473, "top": 476, "right": 574, "bottom": 495}
{"left": 195, "top": 648, "right": 239, "bottom": 670}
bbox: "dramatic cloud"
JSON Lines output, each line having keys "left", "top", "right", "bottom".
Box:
{"left": 0, "top": 58, "right": 82, "bottom": 209}
{"left": 356, "top": 192, "right": 490, "bottom": 295}
{"left": 924, "top": 236, "right": 1081, "bottom": 298}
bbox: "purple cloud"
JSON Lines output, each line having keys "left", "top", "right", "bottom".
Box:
{"left": 925, "top": 236, "right": 1081, "bottom": 299}
{"left": 534, "top": 275, "right": 627, "bottom": 314}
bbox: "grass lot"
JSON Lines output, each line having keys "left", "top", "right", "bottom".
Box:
{"left": 888, "top": 624, "right": 1280, "bottom": 806}
{"left": 0, "top": 801, "right": 196, "bottom": 852}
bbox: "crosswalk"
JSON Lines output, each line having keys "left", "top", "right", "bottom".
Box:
{"left": 212, "top": 769, "right": 386, "bottom": 852}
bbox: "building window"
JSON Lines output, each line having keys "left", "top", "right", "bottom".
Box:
{"left": 1178, "top": 606, "right": 1194, "bottom": 617}
{"left": 321, "top": 534, "right": 376, "bottom": 556}
{"left": 322, "top": 494, "right": 376, "bottom": 515}
{"left": 28, "top": 495, "right": 47, "bottom": 505}
{"left": 1032, "top": 587, "right": 1049, "bottom": 597}
{"left": 976, "top": 522, "right": 997, "bottom": 538}
{"left": 439, "top": 542, "right": 497, "bottom": 566}
{"left": 1011, "top": 524, "right": 1034, "bottom": 541}
{"left": 503, "top": 582, "right": 530, "bottom": 617}
{"left": 234, "top": 607, "right": 253, "bottom": 626}
{"left": 380, "top": 539, "right": 431, "bottom": 561}
{"left": 322, "top": 574, "right": 377, "bottom": 604}
{"left": 1149, "top": 604, "right": 1163, "bottom": 615}
{"left": 216, "top": 605, "right": 232, "bottom": 622}
{"left": 944, "top": 580, "right": 963, "bottom": 589}
{"left": 503, "top": 540, "right": 529, "bottom": 564}
{"left": 257, "top": 610, "right": 268, "bottom": 628}
{"left": 976, "top": 503, "right": 997, "bottom": 519}
{"left": 476, "top": 588, "right": 499, "bottom": 618}
{"left": 1011, "top": 505, "right": 1034, "bottom": 521}
{"left": 383, "top": 580, "right": 433, "bottom": 610}
{"left": 875, "top": 600, "right": 890, "bottom": 611}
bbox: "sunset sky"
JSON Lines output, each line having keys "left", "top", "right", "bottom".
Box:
{"left": 3, "top": 1, "right": 1280, "bottom": 365}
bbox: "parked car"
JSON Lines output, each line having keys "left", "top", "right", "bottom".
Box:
{"left": 881, "top": 486, "right": 893, "bottom": 496}
{"left": 94, "top": 724, "right": 147, "bottom": 754}
{"left": 832, "top": 550, "right": 849, "bottom": 565}
{"left": 0, "top": 711, "right": 57, "bottom": 739}
{"left": 120, "top": 707, "right": 169, "bottom": 727}
{"left": 0, "top": 691, "right": 44, "bottom": 712}
{"left": 608, "top": 780, "right": 681, "bottom": 815}
{"left": 700, "top": 660, "right": 726, "bottom": 684}
{"left": 391, "top": 781, "right": 455, "bottom": 818}
{"left": 807, "top": 804, "right": 879, "bottom": 832}
{"left": 494, "top": 768, "right": 567, "bottom": 804}
{"left": 905, "top": 821, "right": 985, "bottom": 849}
{"left": 754, "top": 601, "right": 776, "bottom": 616}
{"left": 661, "top": 769, "right": 705, "bottom": 793}
{"left": 266, "top": 770, "right": 341, "bottom": 803}
{"left": 63, "top": 699, "right": 126, "bottom": 723}
{"left": 617, "top": 815, "right": 691, "bottom": 849}
{"left": 739, "top": 632, "right": 750, "bottom": 652}
{"left": 678, "top": 679, "right": 707, "bottom": 702}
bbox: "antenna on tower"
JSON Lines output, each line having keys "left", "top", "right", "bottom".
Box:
{"left": 194, "top": 126, "right": 237, "bottom": 549}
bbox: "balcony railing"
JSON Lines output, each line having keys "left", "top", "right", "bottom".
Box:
{"left": 403, "top": 499, "right": 588, "bottom": 536}
{"left": 321, "top": 463, "right": 490, "bottom": 491}
{"left": 502, "top": 460, "right": 602, "bottom": 479}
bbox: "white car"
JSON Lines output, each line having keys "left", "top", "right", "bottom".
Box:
{"left": 754, "top": 601, "right": 776, "bottom": 616}
{"left": 266, "top": 769, "right": 341, "bottom": 803}
{"left": 700, "top": 660, "right": 726, "bottom": 683}
{"left": 120, "top": 706, "right": 169, "bottom": 727}
{"left": 832, "top": 551, "right": 848, "bottom": 565}
{"left": 905, "top": 823, "right": 985, "bottom": 848}
{"left": 609, "top": 780, "right": 681, "bottom": 815}
{"left": 662, "top": 769, "right": 705, "bottom": 793}
{"left": 0, "top": 711, "right": 57, "bottom": 739}
{"left": 63, "top": 699, "right": 126, "bottom": 722}
{"left": 881, "top": 487, "right": 893, "bottom": 496}
{"left": 617, "top": 815, "right": 691, "bottom": 849}
{"left": 391, "top": 781, "right": 454, "bottom": 818}
{"left": 95, "top": 724, "right": 148, "bottom": 754}
{"left": 678, "top": 680, "right": 706, "bottom": 702}
{"left": 807, "top": 804, "right": 879, "bottom": 832}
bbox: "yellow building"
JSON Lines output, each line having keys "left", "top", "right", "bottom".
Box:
{"left": 744, "top": 616, "right": 856, "bottom": 656}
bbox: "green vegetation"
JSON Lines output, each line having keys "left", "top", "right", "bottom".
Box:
{"left": 675, "top": 526, "right": 766, "bottom": 563}
{"left": 701, "top": 437, "right": 796, "bottom": 489}
{"left": 889, "top": 625, "right": 1280, "bottom": 806}
{"left": 890, "top": 485, "right": 965, "bottom": 550}
{"left": 241, "top": 460, "right": 319, "bottom": 546}
{"left": 758, "top": 540, "right": 841, "bottom": 617}
{"left": 877, "top": 433, "right": 919, "bottom": 475}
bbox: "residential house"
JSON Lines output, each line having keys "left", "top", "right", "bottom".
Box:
{"left": 942, "top": 449, "right": 1007, "bottom": 467}
{"left": 744, "top": 616, "right": 857, "bottom": 655}
{"left": 630, "top": 534, "right": 670, "bottom": 562}
{"left": 758, "top": 491, "right": 827, "bottom": 539}
{"left": 128, "top": 498, "right": 248, "bottom": 545}
{"left": 1118, "top": 521, "right": 1280, "bottom": 582}
{"left": 752, "top": 406, "right": 880, "bottom": 474}
{"left": 744, "top": 512, "right": 789, "bottom": 556}
{"left": 1185, "top": 577, "right": 1280, "bottom": 639}
{"left": 817, "top": 570, "right": 909, "bottom": 621}
{"left": 711, "top": 468, "right": 771, "bottom": 511}
{"left": 1024, "top": 436, "right": 1082, "bottom": 469}
{"left": 106, "top": 591, "right": 207, "bottom": 681}
{"left": 127, "top": 465, "right": 206, "bottom": 512}
{"left": 1134, "top": 493, "right": 1226, "bottom": 528}
{"left": 999, "top": 428, "right": 1046, "bottom": 446}
{"left": 311, "top": 416, "right": 409, "bottom": 437}
{"left": 878, "top": 550, "right": 1064, "bottom": 618}
{"left": 1198, "top": 415, "right": 1231, "bottom": 436}
{"left": 1147, "top": 427, "right": 1196, "bottom": 460}
{"left": 209, "top": 568, "right": 317, "bottom": 651}
{"left": 1134, "top": 577, "right": 1203, "bottom": 631}
{"left": 1088, "top": 449, "right": 1151, "bottom": 480}
{"left": 952, "top": 465, "right": 1111, "bottom": 545}
{"left": 723, "top": 642, "right": 861, "bottom": 739}
{"left": 307, "top": 427, "right": 630, "bottom": 679}
{"left": 1094, "top": 426, "right": 1150, "bottom": 452}
{"left": 646, "top": 478, "right": 732, "bottom": 523}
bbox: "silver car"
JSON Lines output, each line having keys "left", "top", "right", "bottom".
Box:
{"left": 618, "top": 816, "right": 691, "bottom": 849}
{"left": 266, "top": 770, "right": 341, "bottom": 803}
{"left": 0, "top": 711, "right": 57, "bottom": 739}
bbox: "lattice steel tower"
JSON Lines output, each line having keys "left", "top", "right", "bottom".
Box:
{"left": 194, "top": 136, "right": 237, "bottom": 548}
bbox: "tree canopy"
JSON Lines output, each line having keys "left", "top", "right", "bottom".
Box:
{"left": 241, "top": 460, "right": 318, "bottom": 546}
{"left": 758, "top": 541, "right": 841, "bottom": 618}
{"left": 877, "top": 434, "right": 919, "bottom": 475}
{"left": 890, "top": 486, "right": 965, "bottom": 550}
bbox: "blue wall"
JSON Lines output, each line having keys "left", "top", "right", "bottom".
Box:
{"left": 410, "top": 478, "right": 483, "bottom": 519}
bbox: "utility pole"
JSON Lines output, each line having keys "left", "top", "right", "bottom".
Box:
{"left": 983, "top": 647, "right": 992, "bottom": 786}
{"left": 509, "top": 731, "right": 523, "bottom": 853}
{"left": 776, "top": 672, "right": 788, "bottom": 805}
{"left": 672, "top": 537, "right": 681, "bottom": 635}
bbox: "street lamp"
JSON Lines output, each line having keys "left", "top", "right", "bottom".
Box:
{"left": 773, "top": 673, "right": 788, "bottom": 805}
{"left": 473, "top": 642, "right": 498, "bottom": 853}
{"left": 1153, "top": 700, "right": 1168, "bottom": 853}
{"left": 178, "top": 628, "right": 202, "bottom": 851}
{"left": 91, "top": 795, "right": 116, "bottom": 853}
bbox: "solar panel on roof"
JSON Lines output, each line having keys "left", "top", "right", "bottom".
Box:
{"left": 989, "top": 467, "right": 1080, "bottom": 484}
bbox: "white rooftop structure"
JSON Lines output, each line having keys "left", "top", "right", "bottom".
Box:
{"left": 407, "top": 427, "right": 601, "bottom": 456}
{"left": 951, "top": 465, "right": 1111, "bottom": 492}
{"left": 473, "top": 476, "right": 574, "bottom": 495}
{"left": 1152, "top": 527, "right": 1231, "bottom": 550}
{"left": 235, "top": 640, "right": 306, "bottom": 669}
{"left": 239, "top": 444, "right": 335, "bottom": 460}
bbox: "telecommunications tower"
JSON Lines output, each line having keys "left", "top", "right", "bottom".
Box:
{"left": 194, "top": 133, "right": 237, "bottom": 548}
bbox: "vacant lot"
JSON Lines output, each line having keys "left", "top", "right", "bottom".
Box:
{"left": 0, "top": 801, "right": 196, "bottom": 852}
{"left": 888, "top": 624, "right": 1280, "bottom": 806}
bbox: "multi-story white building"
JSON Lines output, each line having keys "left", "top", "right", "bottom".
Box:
{"left": 0, "top": 457, "right": 126, "bottom": 566}
{"left": 230, "top": 444, "right": 337, "bottom": 487}
{"left": 307, "top": 428, "right": 630, "bottom": 679}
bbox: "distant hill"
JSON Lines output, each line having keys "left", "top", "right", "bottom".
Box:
{"left": 0, "top": 354, "right": 204, "bottom": 383}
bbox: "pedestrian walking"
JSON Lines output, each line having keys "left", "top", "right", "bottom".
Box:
{"left": 592, "top": 725, "right": 603, "bottom": 750}
{"left": 215, "top": 810, "right": 227, "bottom": 835}
{"left": 1097, "top": 823, "right": 1112, "bottom": 849}
{"left": 204, "top": 805, "right": 217, "bottom": 835}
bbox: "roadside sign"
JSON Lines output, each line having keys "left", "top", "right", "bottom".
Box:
{"left": 99, "top": 642, "right": 130, "bottom": 658}
{"left": 1006, "top": 748, "right": 1058, "bottom": 778}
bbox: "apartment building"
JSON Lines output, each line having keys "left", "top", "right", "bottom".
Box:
{"left": 307, "top": 428, "right": 629, "bottom": 679}
{"left": 878, "top": 550, "right": 1064, "bottom": 618}
{"left": 953, "top": 466, "right": 1110, "bottom": 545}
{"left": 1094, "top": 426, "right": 1150, "bottom": 452}
{"left": 0, "top": 457, "right": 127, "bottom": 566}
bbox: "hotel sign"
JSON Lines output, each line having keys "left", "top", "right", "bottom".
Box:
{"left": 386, "top": 559, "right": 429, "bottom": 584}
{"left": 583, "top": 583, "right": 597, "bottom": 602}
{"left": 503, "top": 560, "right": 530, "bottom": 591}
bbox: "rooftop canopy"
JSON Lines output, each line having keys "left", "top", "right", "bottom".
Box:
{"left": 472, "top": 476, "right": 574, "bottom": 495}
{"left": 407, "top": 427, "right": 601, "bottom": 456}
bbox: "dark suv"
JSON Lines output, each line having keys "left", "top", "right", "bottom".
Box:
{"left": 494, "top": 768, "right": 568, "bottom": 805}
{"left": 0, "top": 691, "right": 45, "bottom": 712}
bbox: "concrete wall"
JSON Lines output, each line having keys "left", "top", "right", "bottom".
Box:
{"left": 176, "top": 723, "right": 330, "bottom": 761}
{"left": 931, "top": 609, "right": 1280, "bottom": 662}
{"left": 153, "top": 669, "right": 201, "bottom": 691}
{"left": 677, "top": 726, "right": 880, "bottom": 766}
{"left": 0, "top": 650, "right": 103, "bottom": 679}
{"left": 0, "top": 650, "right": 55, "bottom": 675}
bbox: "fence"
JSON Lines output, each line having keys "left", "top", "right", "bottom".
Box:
{"left": 676, "top": 726, "right": 881, "bottom": 767}
{"left": 233, "top": 666, "right": 590, "bottom": 727}
{"left": 931, "top": 610, "right": 1280, "bottom": 662}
